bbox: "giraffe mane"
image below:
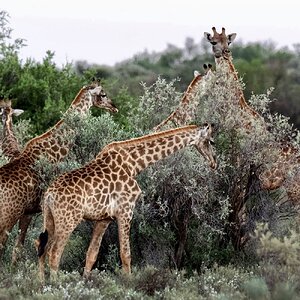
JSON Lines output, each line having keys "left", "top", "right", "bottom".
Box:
{"left": 181, "top": 73, "right": 203, "bottom": 104}
{"left": 69, "top": 86, "right": 88, "bottom": 106}
{"left": 22, "top": 119, "right": 65, "bottom": 151}
{"left": 22, "top": 86, "right": 88, "bottom": 152}
{"left": 101, "top": 125, "right": 199, "bottom": 153}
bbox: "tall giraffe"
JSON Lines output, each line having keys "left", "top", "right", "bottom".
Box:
{"left": 204, "top": 27, "right": 261, "bottom": 119}
{"left": 153, "top": 64, "right": 213, "bottom": 131}
{"left": 0, "top": 98, "right": 24, "bottom": 160}
{"left": 36, "top": 124, "right": 217, "bottom": 281}
{"left": 204, "top": 27, "right": 300, "bottom": 200}
{"left": 0, "top": 79, "right": 118, "bottom": 262}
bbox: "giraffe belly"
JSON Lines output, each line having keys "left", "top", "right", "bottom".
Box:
{"left": 83, "top": 193, "right": 120, "bottom": 220}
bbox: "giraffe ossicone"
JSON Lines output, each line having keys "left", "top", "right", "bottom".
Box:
{"left": 37, "top": 123, "right": 217, "bottom": 281}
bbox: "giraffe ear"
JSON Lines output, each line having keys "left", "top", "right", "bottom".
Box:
{"left": 201, "top": 123, "right": 213, "bottom": 137}
{"left": 204, "top": 32, "right": 212, "bottom": 42}
{"left": 227, "top": 33, "right": 237, "bottom": 44}
{"left": 13, "top": 109, "right": 24, "bottom": 117}
{"left": 194, "top": 70, "right": 200, "bottom": 77}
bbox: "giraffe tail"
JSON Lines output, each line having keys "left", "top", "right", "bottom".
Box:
{"left": 37, "top": 230, "right": 48, "bottom": 257}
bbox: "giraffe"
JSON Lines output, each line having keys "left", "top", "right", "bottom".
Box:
{"left": 153, "top": 64, "right": 213, "bottom": 132}
{"left": 204, "top": 27, "right": 261, "bottom": 120}
{"left": 203, "top": 27, "right": 300, "bottom": 201}
{"left": 36, "top": 123, "right": 217, "bottom": 281}
{"left": 0, "top": 98, "right": 24, "bottom": 160}
{"left": 0, "top": 79, "right": 118, "bottom": 262}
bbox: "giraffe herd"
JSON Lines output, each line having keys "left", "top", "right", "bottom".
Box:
{"left": 0, "top": 27, "right": 298, "bottom": 282}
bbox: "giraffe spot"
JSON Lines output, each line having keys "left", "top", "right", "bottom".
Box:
{"left": 120, "top": 174, "right": 128, "bottom": 181}
{"left": 111, "top": 160, "right": 117, "bottom": 169}
{"left": 109, "top": 182, "right": 115, "bottom": 191}
{"left": 147, "top": 149, "right": 154, "bottom": 155}
{"left": 115, "top": 181, "right": 122, "bottom": 191}
{"left": 105, "top": 156, "right": 111, "bottom": 164}
{"left": 60, "top": 148, "right": 68, "bottom": 157}
{"left": 116, "top": 154, "right": 122, "bottom": 164}
{"left": 51, "top": 144, "right": 59, "bottom": 152}
{"left": 102, "top": 167, "right": 111, "bottom": 174}
{"left": 168, "top": 141, "right": 174, "bottom": 148}
{"left": 111, "top": 173, "right": 118, "bottom": 181}
{"left": 175, "top": 136, "right": 181, "bottom": 144}
{"left": 131, "top": 151, "right": 138, "bottom": 160}
{"left": 102, "top": 179, "right": 109, "bottom": 186}
{"left": 137, "top": 159, "right": 145, "bottom": 169}
{"left": 127, "top": 157, "right": 135, "bottom": 166}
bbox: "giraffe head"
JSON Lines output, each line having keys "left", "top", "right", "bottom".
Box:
{"left": 204, "top": 27, "right": 237, "bottom": 59}
{"left": 192, "top": 123, "right": 217, "bottom": 169}
{"left": 0, "top": 97, "right": 24, "bottom": 126}
{"left": 87, "top": 79, "right": 118, "bottom": 113}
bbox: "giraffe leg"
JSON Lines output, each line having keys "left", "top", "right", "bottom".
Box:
{"left": 38, "top": 249, "right": 47, "bottom": 283}
{"left": 48, "top": 220, "right": 81, "bottom": 281}
{"left": 0, "top": 222, "right": 16, "bottom": 260}
{"left": 0, "top": 230, "right": 9, "bottom": 260}
{"left": 11, "top": 215, "right": 32, "bottom": 264}
{"left": 83, "top": 219, "right": 112, "bottom": 277}
{"left": 48, "top": 233, "right": 70, "bottom": 281}
{"left": 117, "top": 216, "right": 132, "bottom": 274}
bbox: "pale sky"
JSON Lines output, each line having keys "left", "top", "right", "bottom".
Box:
{"left": 2, "top": 0, "right": 300, "bottom": 66}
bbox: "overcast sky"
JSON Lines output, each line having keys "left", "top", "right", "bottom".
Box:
{"left": 2, "top": 0, "right": 300, "bottom": 66}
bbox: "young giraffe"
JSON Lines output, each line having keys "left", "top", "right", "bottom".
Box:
{"left": 0, "top": 98, "right": 24, "bottom": 160}
{"left": 0, "top": 80, "right": 118, "bottom": 262}
{"left": 37, "top": 123, "right": 217, "bottom": 281}
{"left": 153, "top": 64, "right": 213, "bottom": 131}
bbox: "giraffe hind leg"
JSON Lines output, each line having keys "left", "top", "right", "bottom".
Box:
{"left": 83, "top": 218, "right": 112, "bottom": 277}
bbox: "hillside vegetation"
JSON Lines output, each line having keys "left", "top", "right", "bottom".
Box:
{"left": 1, "top": 10, "right": 300, "bottom": 299}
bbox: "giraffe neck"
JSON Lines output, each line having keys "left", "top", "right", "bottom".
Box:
{"left": 100, "top": 125, "right": 199, "bottom": 176}
{"left": 215, "top": 57, "right": 260, "bottom": 118}
{"left": 21, "top": 87, "right": 92, "bottom": 163}
{"left": 2, "top": 116, "right": 21, "bottom": 159}
{"left": 153, "top": 74, "right": 203, "bottom": 131}
{"left": 65, "top": 87, "right": 93, "bottom": 114}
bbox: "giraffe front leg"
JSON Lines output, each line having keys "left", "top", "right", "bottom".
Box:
{"left": 0, "top": 222, "right": 15, "bottom": 261}
{"left": 117, "top": 216, "right": 133, "bottom": 274}
{"left": 12, "top": 215, "right": 32, "bottom": 264}
{"left": 83, "top": 219, "right": 112, "bottom": 277}
{"left": 0, "top": 230, "right": 9, "bottom": 261}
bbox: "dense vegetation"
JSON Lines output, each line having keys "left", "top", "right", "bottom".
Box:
{"left": 1, "top": 10, "right": 300, "bottom": 299}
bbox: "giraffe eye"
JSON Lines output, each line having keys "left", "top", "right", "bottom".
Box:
{"left": 211, "top": 42, "right": 217, "bottom": 45}
{"left": 101, "top": 94, "right": 107, "bottom": 98}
